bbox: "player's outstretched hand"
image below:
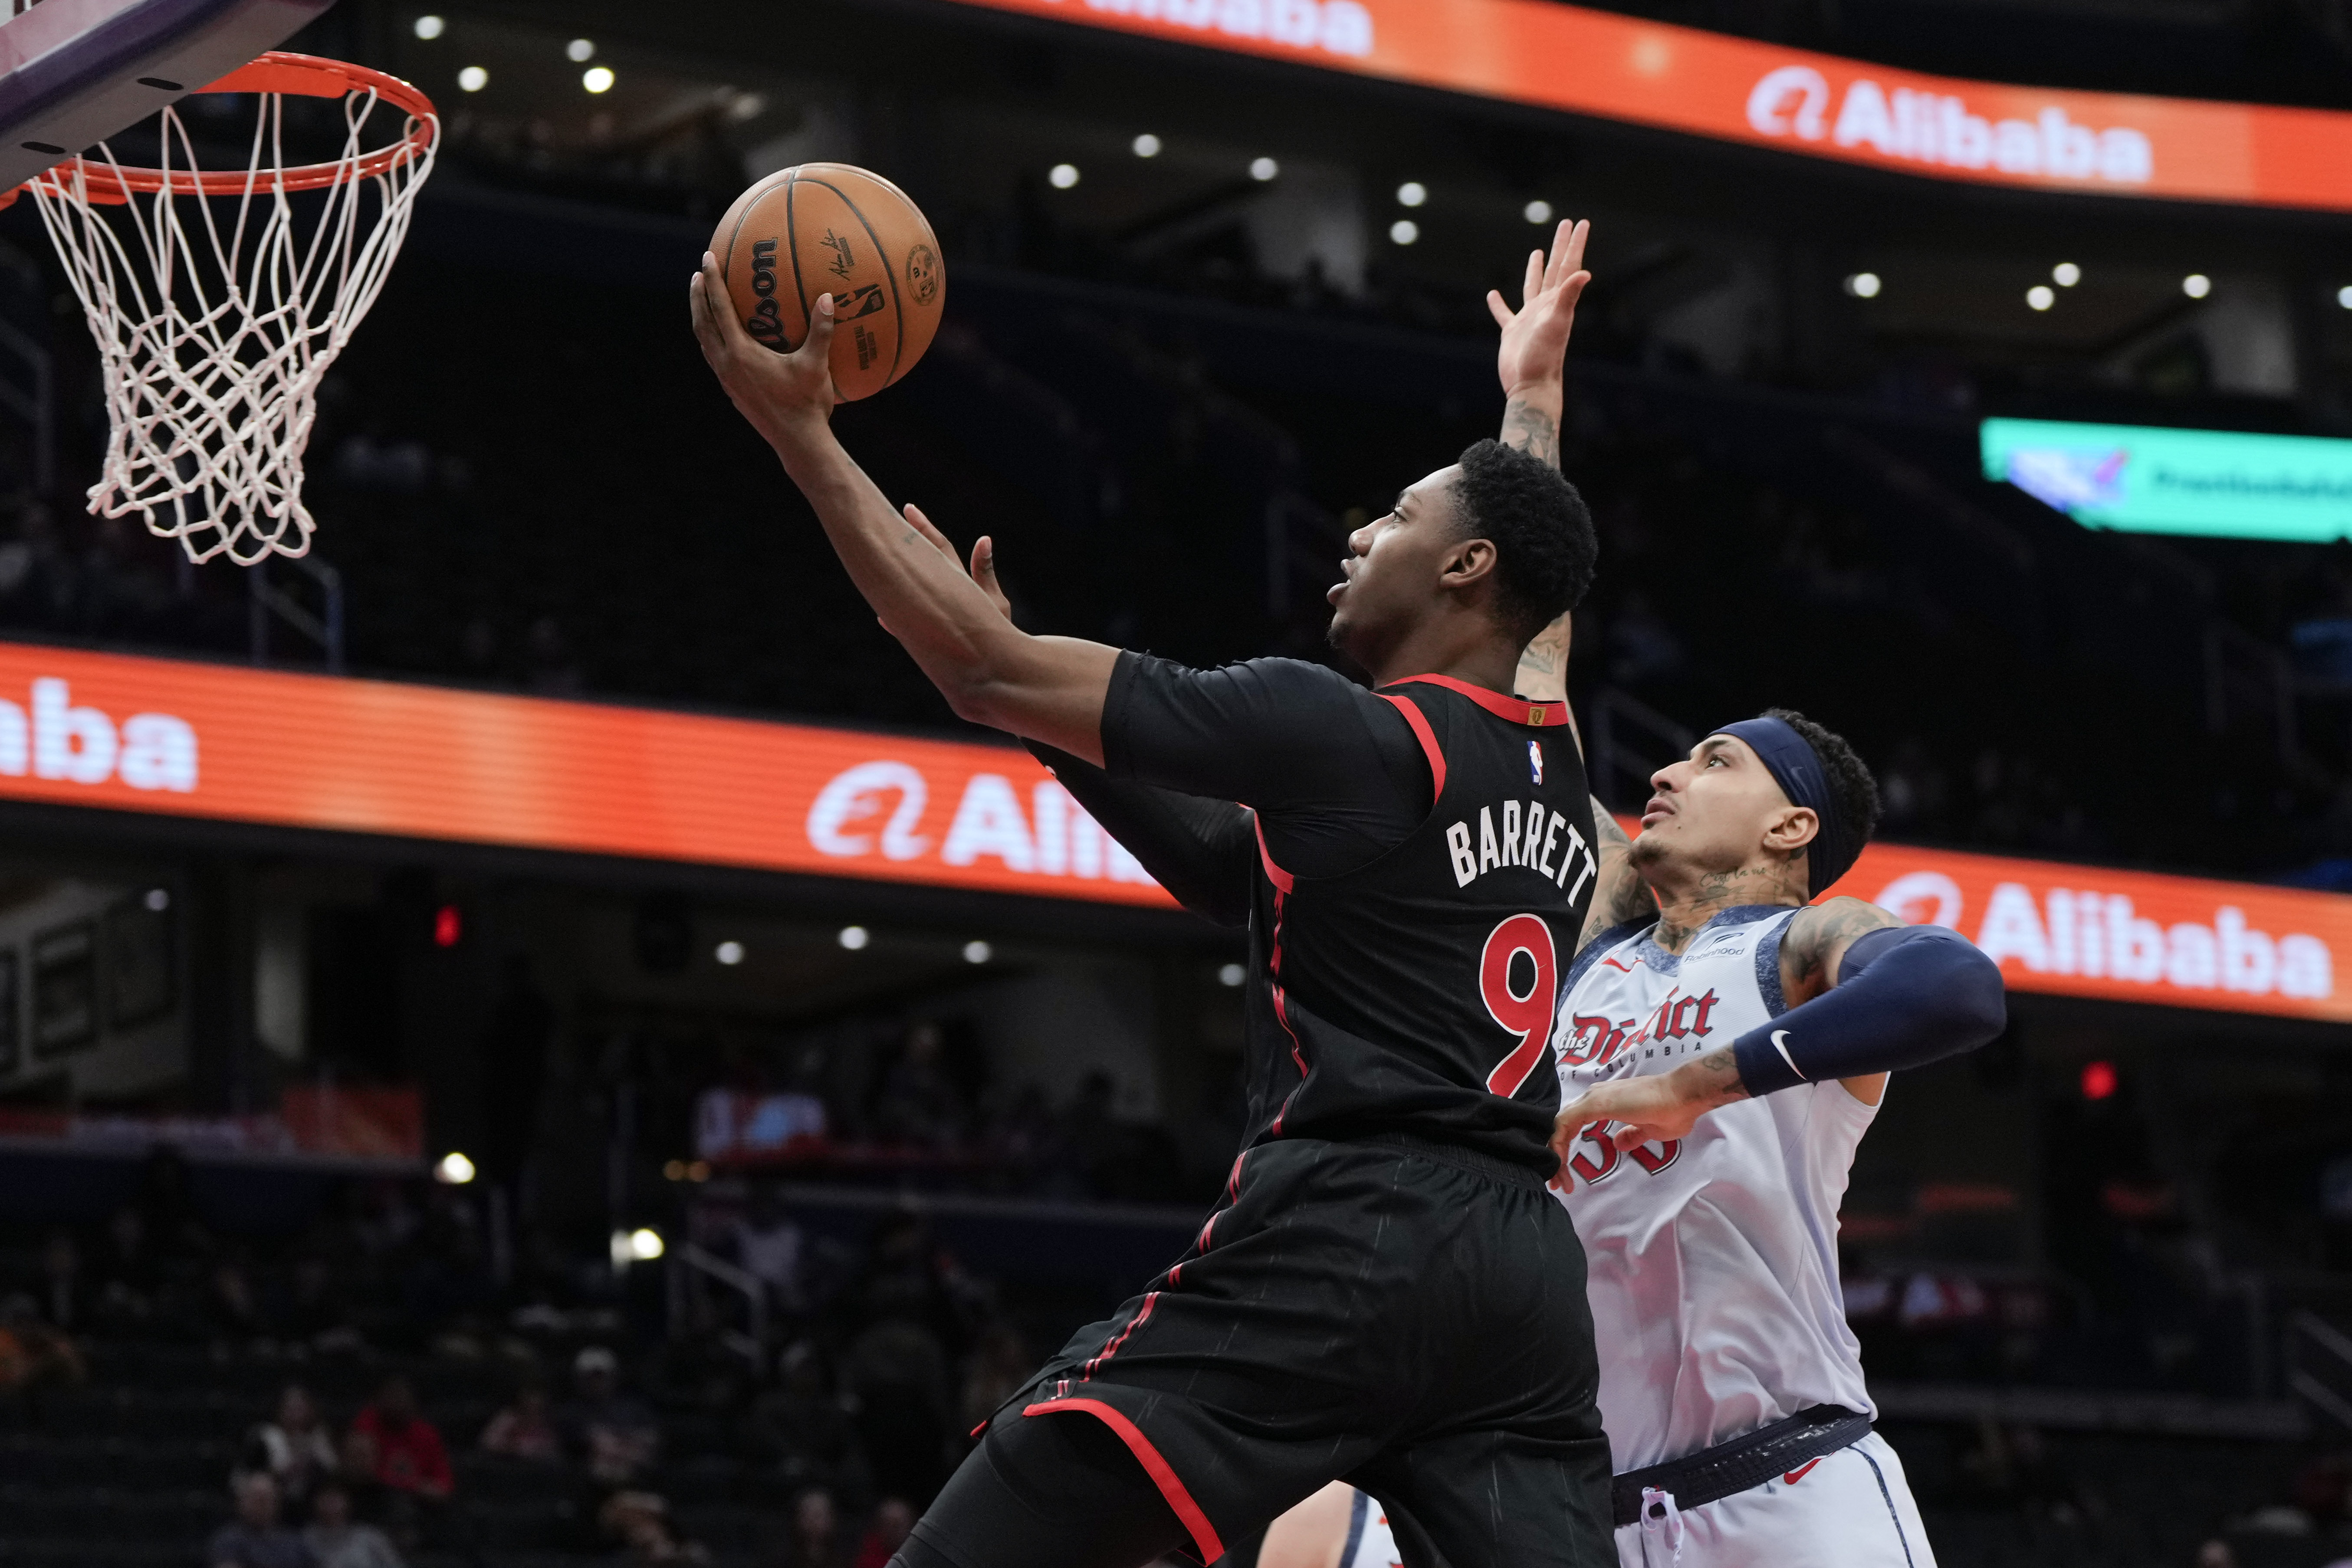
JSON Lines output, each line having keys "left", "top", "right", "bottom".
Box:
{"left": 1488, "top": 218, "right": 1591, "bottom": 399}
{"left": 901, "top": 504, "right": 1012, "bottom": 621}
{"left": 690, "top": 251, "right": 839, "bottom": 451}
{"left": 1548, "top": 1049, "right": 1745, "bottom": 1180}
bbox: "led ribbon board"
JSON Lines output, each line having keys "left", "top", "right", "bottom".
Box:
{"left": 0, "top": 642, "right": 2340, "bottom": 1020}
{"left": 936, "top": 0, "right": 2352, "bottom": 211}
{"left": 1982, "top": 418, "right": 2352, "bottom": 542}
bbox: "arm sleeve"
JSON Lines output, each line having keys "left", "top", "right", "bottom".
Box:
{"left": 1731, "top": 924, "right": 2007, "bottom": 1096}
{"left": 1024, "top": 740, "right": 1256, "bottom": 928}
{"left": 1102, "top": 652, "right": 1430, "bottom": 878}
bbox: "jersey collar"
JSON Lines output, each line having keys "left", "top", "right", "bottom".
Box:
{"left": 1381, "top": 672, "right": 1572, "bottom": 727}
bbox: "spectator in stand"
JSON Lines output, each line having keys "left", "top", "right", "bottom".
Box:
{"left": 0, "top": 1292, "right": 85, "bottom": 1412}
{"left": 94, "top": 1205, "right": 162, "bottom": 1333}
{"left": 785, "top": 1488, "right": 846, "bottom": 1568}
{"left": 243, "top": 1384, "right": 342, "bottom": 1515}
{"left": 207, "top": 1254, "right": 270, "bottom": 1348}
{"left": 843, "top": 1283, "right": 953, "bottom": 1503}
{"left": 560, "top": 1345, "right": 662, "bottom": 1485}
{"left": 731, "top": 1184, "right": 808, "bottom": 1315}
{"left": 209, "top": 1473, "right": 315, "bottom": 1568}
{"left": 851, "top": 1497, "right": 914, "bottom": 1568}
{"left": 347, "top": 1377, "right": 453, "bottom": 1502}
{"left": 958, "top": 1322, "right": 1028, "bottom": 1436}
{"left": 480, "top": 1381, "right": 563, "bottom": 1463}
{"left": 599, "top": 1491, "right": 709, "bottom": 1565}
{"left": 302, "top": 1482, "right": 403, "bottom": 1568}
{"left": 745, "top": 1341, "right": 866, "bottom": 1497}
{"left": 870, "top": 1022, "right": 967, "bottom": 1149}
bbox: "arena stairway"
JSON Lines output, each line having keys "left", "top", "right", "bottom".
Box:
{"left": 0, "top": 1343, "right": 789, "bottom": 1568}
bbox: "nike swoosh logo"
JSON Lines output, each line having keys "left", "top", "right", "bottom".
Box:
{"left": 1771, "top": 1029, "right": 1807, "bottom": 1080}
{"left": 1783, "top": 1459, "right": 1823, "bottom": 1485}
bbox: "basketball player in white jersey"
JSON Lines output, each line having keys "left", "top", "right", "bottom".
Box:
{"left": 1260, "top": 1483, "right": 1403, "bottom": 1568}
{"left": 1539, "top": 710, "right": 2006, "bottom": 1568}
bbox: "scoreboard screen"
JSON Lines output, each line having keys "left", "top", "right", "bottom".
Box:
{"left": 1983, "top": 417, "right": 2352, "bottom": 543}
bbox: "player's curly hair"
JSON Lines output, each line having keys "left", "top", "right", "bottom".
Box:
{"left": 1765, "top": 707, "right": 1883, "bottom": 845}
{"left": 1452, "top": 439, "right": 1598, "bottom": 645}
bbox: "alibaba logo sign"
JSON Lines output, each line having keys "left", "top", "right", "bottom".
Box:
{"left": 1747, "top": 65, "right": 2153, "bottom": 185}
{"left": 0, "top": 677, "right": 197, "bottom": 793}
{"left": 805, "top": 760, "right": 1158, "bottom": 887}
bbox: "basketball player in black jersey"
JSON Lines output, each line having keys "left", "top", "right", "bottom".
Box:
{"left": 693, "top": 223, "right": 1613, "bottom": 1568}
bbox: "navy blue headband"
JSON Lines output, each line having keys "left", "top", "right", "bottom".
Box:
{"left": 1713, "top": 717, "right": 1861, "bottom": 898}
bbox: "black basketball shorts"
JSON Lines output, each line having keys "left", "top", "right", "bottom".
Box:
{"left": 986, "top": 1135, "right": 1615, "bottom": 1568}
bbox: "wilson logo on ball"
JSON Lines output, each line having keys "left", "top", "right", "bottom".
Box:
{"left": 744, "top": 237, "right": 784, "bottom": 345}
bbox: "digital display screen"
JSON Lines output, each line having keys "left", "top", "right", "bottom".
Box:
{"left": 1983, "top": 417, "right": 2352, "bottom": 543}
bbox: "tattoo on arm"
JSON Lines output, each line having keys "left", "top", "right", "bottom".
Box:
{"left": 1500, "top": 396, "right": 1559, "bottom": 468}
{"left": 1691, "top": 1047, "right": 1751, "bottom": 1103}
{"left": 1578, "top": 799, "right": 1658, "bottom": 948}
{"left": 1781, "top": 896, "right": 1902, "bottom": 999}
{"left": 1514, "top": 611, "right": 1571, "bottom": 704}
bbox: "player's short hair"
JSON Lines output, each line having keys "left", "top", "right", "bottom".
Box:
{"left": 1764, "top": 707, "right": 1882, "bottom": 847}
{"left": 1452, "top": 439, "right": 1597, "bottom": 644}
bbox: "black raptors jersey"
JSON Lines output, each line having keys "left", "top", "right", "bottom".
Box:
{"left": 1243, "top": 674, "right": 1598, "bottom": 1174}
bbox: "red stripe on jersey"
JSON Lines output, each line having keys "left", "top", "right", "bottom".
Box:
{"left": 1083, "top": 1291, "right": 1158, "bottom": 1379}
{"left": 1387, "top": 672, "right": 1571, "bottom": 728}
{"left": 1020, "top": 1398, "right": 1226, "bottom": 1564}
{"left": 1378, "top": 692, "right": 1447, "bottom": 799}
{"left": 1251, "top": 812, "right": 1294, "bottom": 894}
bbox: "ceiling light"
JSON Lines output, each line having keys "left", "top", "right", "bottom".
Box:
{"left": 2026, "top": 284, "right": 2054, "bottom": 311}
{"left": 2052, "top": 261, "right": 2080, "bottom": 286}
{"left": 1249, "top": 156, "right": 1278, "bottom": 181}
{"left": 1048, "top": 163, "right": 1080, "bottom": 189}
{"left": 837, "top": 925, "right": 869, "bottom": 950}
{"left": 582, "top": 65, "right": 614, "bottom": 93}
{"left": 1389, "top": 219, "right": 1419, "bottom": 245}
{"left": 412, "top": 14, "right": 445, "bottom": 39}
{"left": 2183, "top": 273, "right": 2211, "bottom": 298}
{"left": 963, "top": 939, "right": 993, "bottom": 964}
{"left": 1523, "top": 199, "right": 1553, "bottom": 225}
{"left": 457, "top": 65, "right": 488, "bottom": 92}
{"left": 1843, "top": 272, "right": 1880, "bottom": 299}
{"left": 566, "top": 37, "right": 595, "bottom": 62}
{"left": 2339, "top": 285, "right": 2352, "bottom": 310}
{"left": 144, "top": 888, "right": 169, "bottom": 911}
{"left": 433, "top": 1151, "right": 476, "bottom": 1185}
{"left": 627, "top": 1227, "right": 664, "bottom": 1261}
{"left": 1395, "top": 181, "right": 1427, "bottom": 207}
{"left": 1131, "top": 132, "right": 1161, "bottom": 158}
{"left": 1218, "top": 962, "right": 1246, "bottom": 987}
{"left": 715, "top": 940, "right": 744, "bottom": 966}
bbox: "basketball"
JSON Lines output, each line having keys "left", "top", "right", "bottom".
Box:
{"left": 711, "top": 163, "right": 946, "bottom": 402}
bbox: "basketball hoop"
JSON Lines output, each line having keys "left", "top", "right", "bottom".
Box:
{"left": 13, "top": 51, "right": 437, "bottom": 564}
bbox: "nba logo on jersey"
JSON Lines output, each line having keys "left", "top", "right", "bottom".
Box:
{"left": 1528, "top": 740, "right": 1544, "bottom": 785}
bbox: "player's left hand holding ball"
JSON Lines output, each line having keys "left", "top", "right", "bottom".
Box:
{"left": 690, "top": 255, "right": 839, "bottom": 451}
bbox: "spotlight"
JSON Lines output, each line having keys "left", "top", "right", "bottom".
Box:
{"left": 1389, "top": 219, "right": 1419, "bottom": 246}
{"left": 664, "top": 1160, "right": 686, "bottom": 1181}
{"left": 629, "top": 1227, "right": 664, "bottom": 1261}
{"left": 457, "top": 65, "right": 488, "bottom": 92}
{"left": 412, "top": 14, "right": 445, "bottom": 39}
{"left": 566, "top": 37, "right": 595, "bottom": 62}
{"left": 1249, "top": 156, "right": 1278, "bottom": 181}
{"left": 963, "top": 939, "right": 994, "bottom": 964}
{"left": 1843, "top": 272, "right": 1881, "bottom": 299}
{"left": 2026, "top": 284, "right": 2055, "bottom": 311}
{"left": 433, "top": 1151, "right": 476, "bottom": 1185}
{"left": 1131, "top": 133, "right": 1161, "bottom": 158}
{"left": 2080, "top": 1060, "right": 2118, "bottom": 1101}
{"left": 715, "top": 940, "right": 744, "bottom": 966}
{"left": 688, "top": 1160, "right": 711, "bottom": 1182}
{"left": 1523, "top": 199, "right": 1554, "bottom": 225}
{"left": 1395, "top": 181, "right": 1427, "bottom": 207}
{"left": 838, "top": 925, "right": 870, "bottom": 950}
{"left": 2182, "top": 273, "right": 2211, "bottom": 299}
{"left": 582, "top": 65, "right": 614, "bottom": 93}
{"left": 2338, "top": 285, "right": 2352, "bottom": 310}
{"left": 2052, "top": 261, "right": 2080, "bottom": 287}
{"left": 143, "top": 888, "right": 169, "bottom": 912}
{"left": 1218, "top": 962, "right": 1246, "bottom": 988}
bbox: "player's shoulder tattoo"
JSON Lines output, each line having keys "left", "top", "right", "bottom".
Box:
{"left": 1783, "top": 896, "right": 1901, "bottom": 992}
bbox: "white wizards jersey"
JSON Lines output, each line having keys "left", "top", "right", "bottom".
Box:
{"left": 1550, "top": 905, "right": 1878, "bottom": 1473}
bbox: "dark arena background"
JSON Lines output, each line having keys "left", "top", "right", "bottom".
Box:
{"left": 3, "top": 1, "right": 2352, "bottom": 1565}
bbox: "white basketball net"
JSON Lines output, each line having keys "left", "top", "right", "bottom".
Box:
{"left": 27, "top": 83, "right": 437, "bottom": 564}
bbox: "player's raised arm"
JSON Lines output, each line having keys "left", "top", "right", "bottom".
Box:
{"left": 1489, "top": 217, "right": 1589, "bottom": 474}
{"left": 690, "top": 259, "right": 1117, "bottom": 763}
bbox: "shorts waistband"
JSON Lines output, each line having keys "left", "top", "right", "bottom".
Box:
{"left": 1355, "top": 1131, "right": 1550, "bottom": 1190}
{"left": 1611, "top": 1406, "right": 1872, "bottom": 1528}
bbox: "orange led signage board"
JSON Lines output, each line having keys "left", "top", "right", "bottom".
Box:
{"left": 0, "top": 641, "right": 2341, "bottom": 1021}
{"left": 943, "top": 0, "right": 2352, "bottom": 212}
